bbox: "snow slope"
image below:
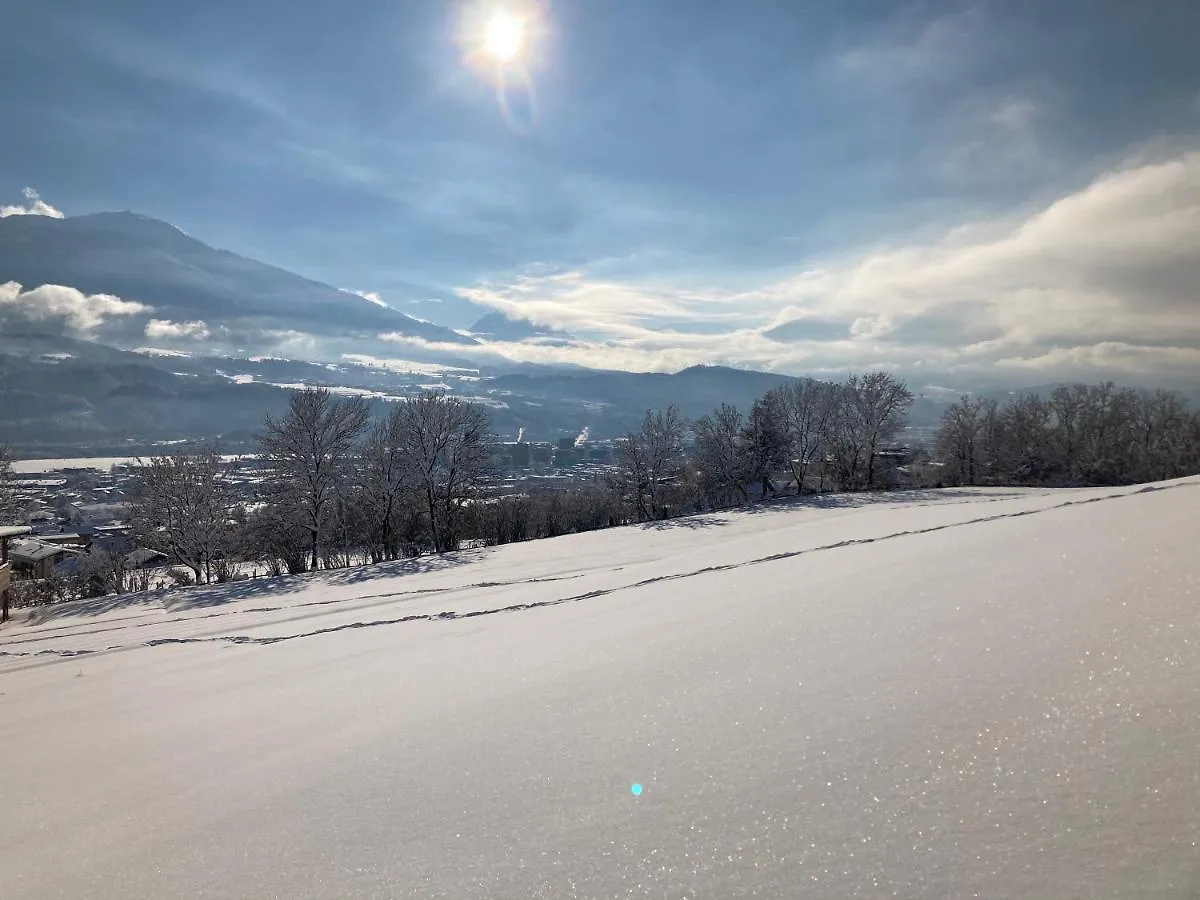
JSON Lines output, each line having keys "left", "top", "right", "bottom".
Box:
{"left": 2, "top": 480, "right": 1199, "bottom": 898}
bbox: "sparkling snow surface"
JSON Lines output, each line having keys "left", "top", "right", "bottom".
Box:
{"left": 2, "top": 481, "right": 1198, "bottom": 898}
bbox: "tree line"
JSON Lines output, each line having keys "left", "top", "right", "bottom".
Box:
{"left": 2, "top": 373, "right": 1198, "bottom": 603}
{"left": 123, "top": 372, "right": 917, "bottom": 581}
{"left": 934, "top": 384, "right": 1200, "bottom": 487}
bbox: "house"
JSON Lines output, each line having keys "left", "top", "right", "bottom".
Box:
{"left": 92, "top": 531, "right": 136, "bottom": 557}
{"left": 125, "top": 548, "right": 169, "bottom": 570}
{"left": 37, "top": 533, "right": 89, "bottom": 548}
{"left": 9, "top": 538, "right": 79, "bottom": 580}
{"left": 93, "top": 524, "right": 133, "bottom": 538}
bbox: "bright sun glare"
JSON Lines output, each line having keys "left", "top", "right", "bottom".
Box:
{"left": 484, "top": 12, "right": 523, "bottom": 62}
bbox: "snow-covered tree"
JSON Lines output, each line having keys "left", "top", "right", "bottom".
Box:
{"left": 129, "top": 446, "right": 234, "bottom": 584}
{"left": 0, "top": 445, "right": 19, "bottom": 524}
{"left": 775, "top": 378, "right": 839, "bottom": 493}
{"left": 260, "top": 388, "right": 370, "bottom": 570}
{"left": 391, "top": 392, "right": 493, "bottom": 554}
{"left": 691, "top": 404, "right": 747, "bottom": 508}
{"left": 619, "top": 406, "right": 685, "bottom": 521}
{"left": 740, "top": 391, "right": 790, "bottom": 498}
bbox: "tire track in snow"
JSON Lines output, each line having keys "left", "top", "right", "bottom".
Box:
{"left": 3, "top": 482, "right": 1191, "bottom": 664}
{"left": 122, "top": 482, "right": 1199, "bottom": 649}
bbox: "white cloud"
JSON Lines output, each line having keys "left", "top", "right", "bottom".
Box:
{"left": 264, "top": 329, "right": 319, "bottom": 356}
{"left": 457, "top": 270, "right": 752, "bottom": 340}
{"left": 0, "top": 281, "right": 148, "bottom": 331}
{"left": 444, "top": 149, "right": 1200, "bottom": 384}
{"left": 144, "top": 319, "right": 211, "bottom": 340}
{"left": 378, "top": 332, "right": 706, "bottom": 373}
{"left": 0, "top": 187, "right": 65, "bottom": 219}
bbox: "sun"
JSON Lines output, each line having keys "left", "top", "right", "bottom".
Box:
{"left": 483, "top": 12, "right": 523, "bottom": 62}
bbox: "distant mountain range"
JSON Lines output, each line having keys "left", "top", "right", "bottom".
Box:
{"left": 0, "top": 209, "right": 958, "bottom": 456}
{"left": 0, "top": 330, "right": 888, "bottom": 455}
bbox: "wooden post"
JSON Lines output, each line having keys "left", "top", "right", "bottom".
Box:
{"left": 1, "top": 535, "right": 10, "bottom": 624}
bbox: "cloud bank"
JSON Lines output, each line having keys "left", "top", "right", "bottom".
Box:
{"left": 144, "top": 318, "right": 211, "bottom": 340}
{"left": 0, "top": 281, "right": 149, "bottom": 332}
{"left": 443, "top": 149, "right": 1200, "bottom": 384}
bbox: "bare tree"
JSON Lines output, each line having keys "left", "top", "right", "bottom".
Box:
{"left": 1048, "top": 384, "right": 1089, "bottom": 482}
{"left": 691, "top": 404, "right": 747, "bottom": 508}
{"left": 618, "top": 406, "right": 685, "bottom": 521}
{"left": 851, "top": 371, "right": 914, "bottom": 490}
{"left": 933, "top": 383, "right": 1199, "bottom": 487}
{"left": 998, "top": 393, "right": 1053, "bottom": 482}
{"left": 1072, "top": 383, "right": 1139, "bottom": 483}
{"left": 129, "top": 446, "right": 233, "bottom": 584}
{"left": 976, "top": 397, "right": 1003, "bottom": 484}
{"left": 0, "top": 445, "right": 21, "bottom": 524}
{"left": 740, "top": 391, "right": 790, "bottom": 499}
{"left": 73, "top": 548, "right": 130, "bottom": 599}
{"left": 936, "top": 395, "right": 987, "bottom": 486}
{"left": 1134, "top": 389, "right": 1196, "bottom": 482}
{"left": 775, "top": 379, "right": 838, "bottom": 493}
{"left": 393, "top": 392, "right": 492, "bottom": 554}
{"left": 359, "top": 405, "right": 423, "bottom": 562}
{"left": 826, "top": 382, "right": 866, "bottom": 491}
{"left": 825, "top": 373, "right": 913, "bottom": 490}
{"left": 240, "top": 497, "right": 311, "bottom": 576}
{"left": 260, "top": 388, "right": 370, "bottom": 570}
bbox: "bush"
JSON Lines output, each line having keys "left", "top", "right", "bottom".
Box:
{"left": 9, "top": 574, "right": 75, "bottom": 607}
{"left": 168, "top": 568, "right": 195, "bottom": 588}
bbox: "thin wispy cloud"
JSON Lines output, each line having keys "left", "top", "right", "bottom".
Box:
{"left": 264, "top": 329, "right": 319, "bottom": 355}
{"left": 56, "top": 15, "right": 295, "bottom": 126}
{"left": 831, "top": 4, "right": 987, "bottom": 92}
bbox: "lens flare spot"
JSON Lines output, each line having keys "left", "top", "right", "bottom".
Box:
{"left": 631, "top": 783, "right": 644, "bottom": 796}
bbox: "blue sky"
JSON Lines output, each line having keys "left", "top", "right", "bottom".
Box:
{"left": 2, "top": 0, "right": 1199, "bottom": 384}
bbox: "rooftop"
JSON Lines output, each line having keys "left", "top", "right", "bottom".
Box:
{"left": 10, "top": 539, "right": 71, "bottom": 563}
{"left": 0, "top": 526, "right": 34, "bottom": 540}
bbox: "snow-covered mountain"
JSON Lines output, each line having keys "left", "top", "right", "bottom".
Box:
{"left": 0, "top": 210, "right": 475, "bottom": 347}
{"left": 2, "top": 331, "right": 878, "bottom": 453}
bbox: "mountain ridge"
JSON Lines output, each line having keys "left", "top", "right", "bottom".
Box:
{"left": 0, "top": 211, "right": 475, "bottom": 347}
{"left": 469, "top": 310, "right": 573, "bottom": 342}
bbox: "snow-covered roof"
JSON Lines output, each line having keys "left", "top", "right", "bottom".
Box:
{"left": 126, "top": 548, "right": 169, "bottom": 568}
{"left": 10, "top": 539, "right": 71, "bottom": 563}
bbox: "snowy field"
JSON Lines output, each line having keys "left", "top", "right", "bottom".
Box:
{"left": 11, "top": 456, "right": 150, "bottom": 474}
{"left": 11, "top": 454, "right": 252, "bottom": 474}
{"left": 2, "top": 479, "right": 1198, "bottom": 898}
